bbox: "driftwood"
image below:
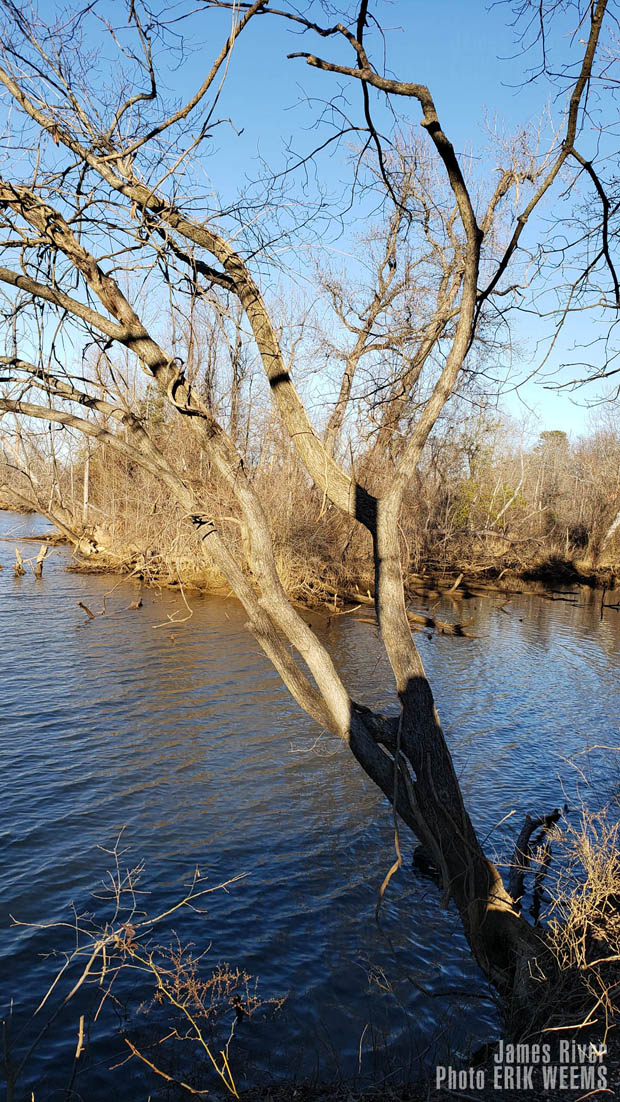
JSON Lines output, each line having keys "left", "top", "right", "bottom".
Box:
{"left": 0, "top": 534, "right": 53, "bottom": 542}
{"left": 34, "top": 543, "right": 49, "bottom": 578}
{"left": 77, "top": 595, "right": 142, "bottom": 618}
{"left": 356, "top": 614, "right": 425, "bottom": 634}
{"left": 600, "top": 586, "right": 620, "bottom": 616}
{"left": 508, "top": 808, "right": 561, "bottom": 911}
{"left": 343, "top": 588, "right": 475, "bottom": 637}
{"left": 407, "top": 608, "right": 475, "bottom": 637}
{"left": 13, "top": 548, "right": 25, "bottom": 576}
{"left": 406, "top": 571, "right": 524, "bottom": 598}
{"left": 11, "top": 542, "right": 50, "bottom": 577}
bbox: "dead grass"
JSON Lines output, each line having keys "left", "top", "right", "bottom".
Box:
{"left": 506, "top": 808, "right": 620, "bottom": 1043}
{"left": 542, "top": 811, "right": 620, "bottom": 1034}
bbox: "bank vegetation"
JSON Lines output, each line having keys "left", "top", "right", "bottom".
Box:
{"left": 3, "top": 386, "right": 620, "bottom": 602}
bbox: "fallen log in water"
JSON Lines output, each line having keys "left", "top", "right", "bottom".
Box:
{"left": 338, "top": 588, "right": 475, "bottom": 637}
{"left": 356, "top": 614, "right": 426, "bottom": 635}
{"left": 407, "top": 608, "right": 476, "bottom": 637}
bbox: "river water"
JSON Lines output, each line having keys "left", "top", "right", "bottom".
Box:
{"left": 1, "top": 510, "right": 619, "bottom": 1099}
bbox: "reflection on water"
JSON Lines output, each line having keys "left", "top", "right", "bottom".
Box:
{"left": 1, "top": 511, "right": 619, "bottom": 1098}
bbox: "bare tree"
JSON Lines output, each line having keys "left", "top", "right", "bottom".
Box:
{"left": 0, "top": 0, "right": 616, "bottom": 1022}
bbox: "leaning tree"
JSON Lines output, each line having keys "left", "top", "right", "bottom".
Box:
{"left": 0, "top": 0, "right": 617, "bottom": 1023}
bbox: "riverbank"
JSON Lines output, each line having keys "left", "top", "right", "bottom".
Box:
{"left": 65, "top": 541, "right": 618, "bottom": 606}
{"left": 0, "top": 493, "right": 33, "bottom": 513}
{"left": 2, "top": 501, "right": 618, "bottom": 604}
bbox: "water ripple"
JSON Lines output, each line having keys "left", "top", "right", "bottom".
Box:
{"left": 1, "top": 512, "right": 619, "bottom": 1097}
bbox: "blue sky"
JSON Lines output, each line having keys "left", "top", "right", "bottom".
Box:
{"left": 173, "top": 0, "right": 615, "bottom": 439}
{"left": 4, "top": 1, "right": 611, "bottom": 441}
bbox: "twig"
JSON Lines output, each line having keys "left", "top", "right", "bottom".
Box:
{"left": 124, "top": 1039, "right": 210, "bottom": 1096}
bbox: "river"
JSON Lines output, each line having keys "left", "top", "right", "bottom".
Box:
{"left": 1, "top": 510, "right": 619, "bottom": 1099}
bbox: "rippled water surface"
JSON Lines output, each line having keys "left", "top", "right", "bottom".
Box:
{"left": 2, "top": 510, "right": 619, "bottom": 1098}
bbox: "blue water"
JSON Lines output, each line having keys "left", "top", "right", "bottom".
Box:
{"left": 1, "top": 510, "right": 619, "bottom": 1099}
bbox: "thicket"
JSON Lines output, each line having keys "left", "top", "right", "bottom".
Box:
{"left": 3, "top": 377, "right": 619, "bottom": 599}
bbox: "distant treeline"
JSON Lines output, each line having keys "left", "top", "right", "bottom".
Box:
{"left": 2, "top": 399, "right": 619, "bottom": 599}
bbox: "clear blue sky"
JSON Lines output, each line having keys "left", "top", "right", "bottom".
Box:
{"left": 173, "top": 0, "right": 613, "bottom": 440}
{"left": 23, "top": 0, "right": 607, "bottom": 442}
